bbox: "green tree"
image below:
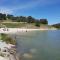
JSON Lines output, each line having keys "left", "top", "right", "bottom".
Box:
{"left": 40, "top": 19, "right": 48, "bottom": 24}
{"left": 27, "top": 16, "right": 35, "bottom": 23}
{"left": 52, "top": 23, "right": 60, "bottom": 29}
{"left": 0, "top": 13, "right": 6, "bottom": 20}
{"left": 7, "top": 14, "right": 14, "bottom": 20}
{"left": 12, "top": 17, "right": 19, "bottom": 22}
{"left": 0, "top": 13, "right": 3, "bottom": 20}
{"left": 2, "top": 14, "right": 6, "bottom": 20}
{"left": 35, "top": 20, "right": 40, "bottom": 27}
{"left": 19, "top": 16, "right": 25, "bottom": 22}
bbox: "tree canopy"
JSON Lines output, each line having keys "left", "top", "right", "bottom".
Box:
{"left": 52, "top": 23, "right": 60, "bottom": 29}
{"left": 0, "top": 13, "right": 48, "bottom": 25}
{"left": 0, "top": 13, "right": 6, "bottom": 20}
{"left": 40, "top": 19, "right": 48, "bottom": 24}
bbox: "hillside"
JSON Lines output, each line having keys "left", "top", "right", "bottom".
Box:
{"left": 52, "top": 23, "right": 60, "bottom": 29}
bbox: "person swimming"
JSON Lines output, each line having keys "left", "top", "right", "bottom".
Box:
{"left": 26, "top": 30, "right": 27, "bottom": 32}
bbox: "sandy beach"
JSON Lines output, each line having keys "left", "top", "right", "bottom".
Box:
{"left": 0, "top": 28, "right": 57, "bottom": 34}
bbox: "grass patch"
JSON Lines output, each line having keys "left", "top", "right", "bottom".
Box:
{"left": 1, "top": 33, "right": 16, "bottom": 45}
{"left": 0, "top": 22, "right": 39, "bottom": 28}
{"left": 2, "top": 23, "right": 27, "bottom": 28}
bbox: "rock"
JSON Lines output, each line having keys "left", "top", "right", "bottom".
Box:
{"left": 23, "top": 53, "right": 32, "bottom": 58}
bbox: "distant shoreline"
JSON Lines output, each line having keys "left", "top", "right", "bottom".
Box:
{"left": 0, "top": 28, "right": 57, "bottom": 34}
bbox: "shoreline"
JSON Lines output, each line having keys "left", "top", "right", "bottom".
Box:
{"left": 0, "top": 28, "right": 58, "bottom": 60}
{"left": 0, "top": 40, "right": 18, "bottom": 60}
{"left": 0, "top": 33, "right": 19, "bottom": 60}
{"left": 0, "top": 28, "right": 57, "bottom": 34}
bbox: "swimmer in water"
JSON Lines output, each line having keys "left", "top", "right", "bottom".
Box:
{"left": 26, "top": 30, "right": 27, "bottom": 32}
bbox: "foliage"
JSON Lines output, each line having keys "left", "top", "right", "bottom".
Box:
{"left": 2, "top": 23, "right": 27, "bottom": 28}
{"left": 0, "top": 13, "right": 49, "bottom": 25}
{"left": 52, "top": 23, "right": 60, "bottom": 29}
{"left": 7, "top": 14, "right": 14, "bottom": 20}
{"left": 1, "top": 33, "right": 16, "bottom": 45}
{"left": 0, "top": 13, "right": 6, "bottom": 20}
{"left": 35, "top": 20, "right": 40, "bottom": 27}
{"left": 40, "top": 19, "right": 48, "bottom": 24}
{"left": 17, "top": 16, "right": 27, "bottom": 22}
{"left": 27, "top": 16, "right": 35, "bottom": 23}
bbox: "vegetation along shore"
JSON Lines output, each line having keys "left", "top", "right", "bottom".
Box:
{"left": 0, "top": 33, "right": 19, "bottom": 60}
{"left": 0, "top": 13, "right": 60, "bottom": 29}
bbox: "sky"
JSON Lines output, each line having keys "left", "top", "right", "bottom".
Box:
{"left": 0, "top": 0, "right": 60, "bottom": 24}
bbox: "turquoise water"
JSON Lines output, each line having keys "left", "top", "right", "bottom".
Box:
{"left": 15, "top": 30, "right": 60, "bottom": 60}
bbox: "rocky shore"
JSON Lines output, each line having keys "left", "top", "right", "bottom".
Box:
{"left": 0, "top": 34, "right": 19, "bottom": 60}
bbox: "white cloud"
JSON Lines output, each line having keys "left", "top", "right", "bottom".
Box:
{"left": 0, "top": 0, "right": 40, "bottom": 14}
{"left": 0, "top": 0, "right": 41, "bottom": 14}
{"left": 0, "top": 8, "right": 13, "bottom": 14}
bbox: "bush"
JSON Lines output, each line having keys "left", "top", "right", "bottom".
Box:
{"left": 1, "top": 33, "right": 16, "bottom": 45}
{"left": 35, "top": 20, "right": 40, "bottom": 27}
{"left": 40, "top": 19, "right": 48, "bottom": 24}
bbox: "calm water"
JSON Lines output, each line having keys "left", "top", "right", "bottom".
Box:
{"left": 14, "top": 30, "right": 60, "bottom": 60}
